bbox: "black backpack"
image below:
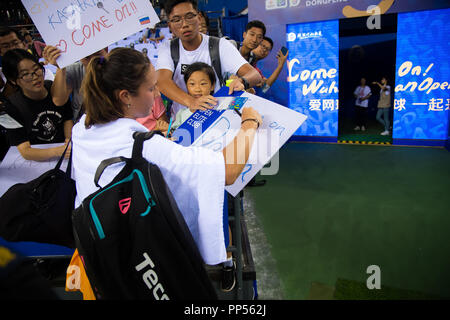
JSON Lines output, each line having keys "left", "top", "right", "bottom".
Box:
{"left": 0, "top": 142, "right": 75, "bottom": 248}
{"left": 72, "top": 131, "right": 217, "bottom": 300}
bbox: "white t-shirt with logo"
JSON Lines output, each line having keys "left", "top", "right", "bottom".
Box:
{"left": 156, "top": 34, "right": 248, "bottom": 116}
{"left": 354, "top": 85, "right": 372, "bottom": 108}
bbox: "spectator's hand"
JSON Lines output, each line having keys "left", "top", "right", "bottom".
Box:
{"left": 228, "top": 78, "right": 245, "bottom": 95}
{"left": 189, "top": 95, "right": 217, "bottom": 112}
{"left": 54, "top": 141, "right": 71, "bottom": 159}
{"left": 246, "top": 88, "right": 256, "bottom": 94}
{"left": 255, "top": 76, "right": 267, "bottom": 88}
{"left": 277, "top": 49, "right": 289, "bottom": 67}
{"left": 42, "top": 45, "right": 62, "bottom": 68}
{"left": 241, "top": 106, "right": 262, "bottom": 130}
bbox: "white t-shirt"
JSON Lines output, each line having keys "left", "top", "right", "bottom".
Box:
{"left": 354, "top": 85, "right": 371, "bottom": 108}
{"left": 71, "top": 115, "right": 227, "bottom": 265}
{"left": 156, "top": 34, "right": 248, "bottom": 116}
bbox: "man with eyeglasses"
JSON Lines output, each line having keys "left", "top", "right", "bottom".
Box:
{"left": 0, "top": 27, "right": 54, "bottom": 98}
{"left": 252, "top": 36, "right": 289, "bottom": 94}
{"left": 156, "top": 0, "right": 263, "bottom": 117}
{"left": 0, "top": 27, "right": 27, "bottom": 98}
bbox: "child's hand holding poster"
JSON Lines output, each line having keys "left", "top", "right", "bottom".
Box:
{"left": 21, "top": 0, "right": 159, "bottom": 68}
{"left": 172, "top": 88, "right": 307, "bottom": 196}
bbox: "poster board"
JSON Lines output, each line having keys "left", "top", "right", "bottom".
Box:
{"left": 21, "top": 0, "right": 159, "bottom": 68}
{"left": 172, "top": 87, "right": 307, "bottom": 196}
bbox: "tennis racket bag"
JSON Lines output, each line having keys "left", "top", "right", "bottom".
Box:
{"left": 72, "top": 131, "right": 217, "bottom": 300}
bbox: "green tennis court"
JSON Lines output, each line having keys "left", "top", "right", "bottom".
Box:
{"left": 245, "top": 142, "right": 450, "bottom": 299}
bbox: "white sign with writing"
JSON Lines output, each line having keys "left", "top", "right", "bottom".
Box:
{"left": 173, "top": 89, "right": 307, "bottom": 196}
{"left": 21, "top": 0, "right": 159, "bottom": 68}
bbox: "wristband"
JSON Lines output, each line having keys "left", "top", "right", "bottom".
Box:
{"left": 241, "top": 118, "right": 260, "bottom": 129}
{"left": 239, "top": 76, "right": 250, "bottom": 90}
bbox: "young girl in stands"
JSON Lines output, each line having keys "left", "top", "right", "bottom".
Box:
{"left": 67, "top": 48, "right": 262, "bottom": 299}
{"left": 1, "top": 49, "right": 72, "bottom": 161}
{"left": 171, "top": 62, "right": 215, "bottom": 130}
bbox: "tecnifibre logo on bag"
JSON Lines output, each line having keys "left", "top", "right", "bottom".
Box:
{"left": 135, "top": 252, "right": 169, "bottom": 300}
{"left": 119, "top": 197, "right": 132, "bottom": 214}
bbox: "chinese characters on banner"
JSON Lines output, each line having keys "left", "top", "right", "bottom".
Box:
{"left": 287, "top": 19, "right": 339, "bottom": 137}
{"left": 394, "top": 99, "right": 450, "bottom": 112}
{"left": 308, "top": 99, "right": 339, "bottom": 112}
{"left": 393, "top": 9, "right": 450, "bottom": 140}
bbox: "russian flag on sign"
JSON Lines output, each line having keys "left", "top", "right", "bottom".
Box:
{"left": 139, "top": 16, "right": 150, "bottom": 25}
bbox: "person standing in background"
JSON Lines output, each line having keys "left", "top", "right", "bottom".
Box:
{"left": 198, "top": 11, "right": 209, "bottom": 35}
{"left": 373, "top": 77, "right": 391, "bottom": 136}
{"left": 353, "top": 77, "right": 371, "bottom": 131}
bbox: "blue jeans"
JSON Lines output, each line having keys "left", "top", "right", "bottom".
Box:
{"left": 376, "top": 108, "right": 390, "bottom": 131}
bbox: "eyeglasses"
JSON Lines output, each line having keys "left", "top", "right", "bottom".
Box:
{"left": 18, "top": 66, "right": 44, "bottom": 82}
{"left": 169, "top": 12, "right": 198, "bottom": 27}
{"left": 0, "top": 40, "right": 23, "bottom": 50}
{"left": 259, "top": 44, "right": 272, "bottom": 52}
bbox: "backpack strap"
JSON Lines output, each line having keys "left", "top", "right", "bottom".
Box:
{"left": 132, "top": 131, "right": 163, "bottom": 159}
{"left": 94, "top": 156, "right": 128, "bottom": 188}
{"left": 208, "top": 36, "right": 225, "bottom": 87}
{"left": 170, "top": 38, "right": 180, "bottom": 77}
{"left": 94, "top": 130, "right": 163, "bottom": 188}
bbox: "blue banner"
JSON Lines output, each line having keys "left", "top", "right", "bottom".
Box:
{"left": 287, "top": 19, "right": 339, "bottom": 136}
{"left": 393, "top": 8, "right": 450, "bottom": 140}
{"left": 251, "top": 0, "right": 450, "bottom": 26}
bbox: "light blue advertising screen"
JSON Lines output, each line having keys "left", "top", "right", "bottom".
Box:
{"left": 287, "top": 20, "right": 339, "bottom": 137}
{"left": 393, "top": 8, "right": 450, "bottom": 140}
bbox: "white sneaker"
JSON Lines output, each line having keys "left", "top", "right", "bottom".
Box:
{"left": 354, "top": 126, "right": 360, "bottom": 131}
{"left": 381, "top": 130, "right": 390, "bottom": 136}
{"left": 361, "top": 126, "right": 366, "bottom": 131}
